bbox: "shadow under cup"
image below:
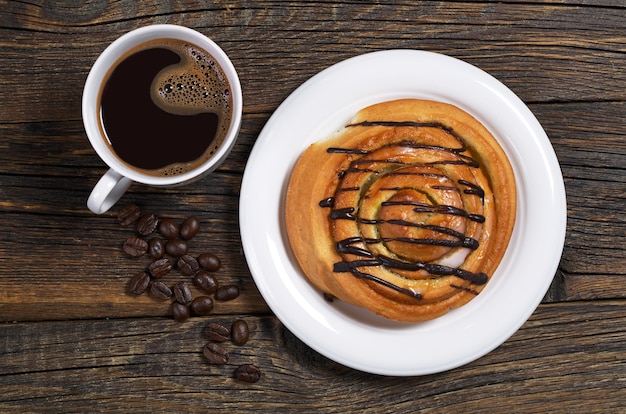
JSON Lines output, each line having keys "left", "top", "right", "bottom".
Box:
{"left": 83, "top": 25, "right": 242, "bottom": 212}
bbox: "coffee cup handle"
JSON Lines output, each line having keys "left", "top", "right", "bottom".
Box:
{"left": 87, "top": 169, "right": 133, "bottom": 214}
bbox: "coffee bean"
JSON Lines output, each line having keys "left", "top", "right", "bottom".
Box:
{"left": 147, "top": 237, "right": 165, "bottom": 259}
{"left": 118, "top": 203, "right": 141, "bottom": 226}
{"left": 214, "top": 285, "right": 239, "bottom": 301}
{"left": 171, "top": 301, "right": 190, "bottom": 322}
{"left": 173, "top": 281, "right": 193, "bottom": 305}
{"left": 165, "top": 239, "right": 188, "bottom": 257}
{"left": 234, "top": 364, "right": 261, "bottom": 383}
{"left": 193, "top": 271, "right": 218, "bottom": 295}
{"left": 231, "top": 319, "right": 249, "bottom": 346}
{"left": 190, "top": 296, "right": 214, "bottom": 315}
{"left": 177, "top": 254, "right": 199, "bottom": 276}
{"left": 128, "top": 271, "right": 150, "bottom": 295}
{"left": 137, "top": 212, "right": 159, "bottom": 236}
{"left": 122, "top": 236, "right": 148, "bottom": 257}
{"left": 149, "top": 280, "right": 172, "bottom": 300}
{"left": 148, "top": 258, "right": 172, "bottom": 279}
{"left": 180, "top": 216, "right": 200, "bottom": 240}
{"left": 158, "top": 219, "right": 180, "bottom": 239}
{"left": 197, "top": 253, "right": 221, "bottom": 272}
{"left": 205, "top": 322, "right": 230, "bottom": 342}
{"left": 203, "top": 342, "right": 229, "bottom": 365}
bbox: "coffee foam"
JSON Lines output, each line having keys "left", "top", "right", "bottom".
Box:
{"left": 148, "top": 39, "right": 232, "bottom": 177}
{"left": 151, "top": 40, "right": 231, "bottom": 115}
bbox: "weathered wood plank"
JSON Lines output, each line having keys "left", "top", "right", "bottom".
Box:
{"left": 0, "top": 198, "right": 270, "bottom": 322}
{"left": 532, "top": 101, "right": 626, "bottom": 284}
{"left": 1, "top": 301, "right": 625, "bottom": 412}
{"left": 1, "top": 2, "right": 625, "bottom": 123}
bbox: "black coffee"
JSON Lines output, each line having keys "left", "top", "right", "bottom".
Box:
{"left": 98, "top": 38, "right": 232, "bottom": 176}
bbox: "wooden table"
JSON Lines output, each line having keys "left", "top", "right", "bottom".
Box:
{"left": 1, "top": 2, "right": 625, "bottom": 412}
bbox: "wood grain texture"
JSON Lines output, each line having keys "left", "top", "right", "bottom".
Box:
{"left": 0, "top": 1, "right": 625, "bottom": 412}
{"left": 1, "top": 302, "right": 625, "bottom": 413}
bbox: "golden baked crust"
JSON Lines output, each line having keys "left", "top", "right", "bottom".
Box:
{"left": 285, "top": 99, "right": 516, "bottom": 322}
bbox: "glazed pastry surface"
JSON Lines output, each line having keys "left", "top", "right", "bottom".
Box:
{"left": 285, "top": 99, "right": 516, "bottom": 322}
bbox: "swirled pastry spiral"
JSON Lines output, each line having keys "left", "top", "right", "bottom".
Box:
{"left": 286, "top": 99, "right": 516, "bottom": 322}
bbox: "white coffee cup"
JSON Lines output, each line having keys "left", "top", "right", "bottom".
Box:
{"left": 83, "top": 24, "right": 242, "bottom": 214}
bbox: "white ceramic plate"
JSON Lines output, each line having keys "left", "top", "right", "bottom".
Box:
{"left": 239, "top": 50, "right": 566, "bottom": 376}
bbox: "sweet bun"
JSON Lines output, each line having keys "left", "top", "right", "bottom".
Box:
{"left": 285, "top": 99, "right": 516, "bottom": 322}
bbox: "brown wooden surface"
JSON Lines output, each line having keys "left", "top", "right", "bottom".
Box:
{"left": 1, "top": 1, "right": 625, "bottom": 412}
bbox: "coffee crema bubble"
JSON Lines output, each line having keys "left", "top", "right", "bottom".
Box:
{"left": 98, "top": 38, "right": 233, "bottom": 177}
